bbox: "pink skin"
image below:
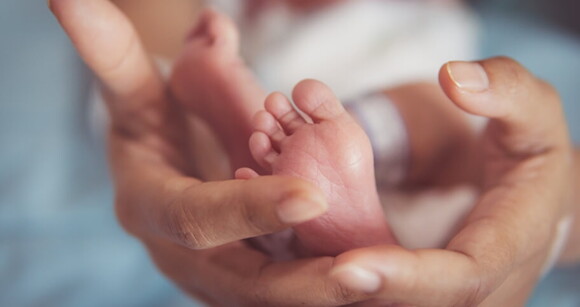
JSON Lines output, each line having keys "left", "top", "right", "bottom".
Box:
{"left": 245, "top": 81, "right": 396, "bottom": 256}
{"left": 173, "top": 9, "right": 395, "bottom": 256}
{"left": 170, "top": 9, "right": 266, "bottom": 172}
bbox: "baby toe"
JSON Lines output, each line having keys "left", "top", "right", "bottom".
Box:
{"left": 253, "top": 110, "right": 286, "bottom": 149}
{"left": 249, "top": 132, "right": 277, "bottom": 171}
{"left": 292, "top": 79, "right": 345, "bottom": 123}
{"left": 265, "top": 92, "right": 306, "bottom": 134}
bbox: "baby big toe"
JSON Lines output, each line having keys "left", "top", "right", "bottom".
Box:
{"left": 292, "top": 79, "right": 345, "bottom": 123}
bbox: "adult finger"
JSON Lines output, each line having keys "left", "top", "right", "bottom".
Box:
{"left": 331, "top": 246, "right": 479, "bottom": 306}
{"left": 330, "top": 58, "right": 574, "bottom": 306}
{"left": 330, "top": 212, "right": 548, "bottom": 306}
{"left": 146, "top": 239, "right": 367, "bottom": 306}
{"left": 117, "top": 172, "right": 329, "bottom": 250}
{"left": 439, "top": 57, "right": 573, "bottom": 255}
{"left": 331, "top": 224, "right": 547, "bottom": 306}
{"left": 49, "top": 0, "right": 164, "bottom": 133}
{"left": 439, "top": 56, "right": 569, "bottom": 155}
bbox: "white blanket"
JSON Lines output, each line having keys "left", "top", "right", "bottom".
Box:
{"left": 211, "top": 0, "right": 479, "bottom": 99}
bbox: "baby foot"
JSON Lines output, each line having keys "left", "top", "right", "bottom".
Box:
{"left": 171, "top": 10, "right": 393, "bottom": 256}
{"left": 248, "top": 80, "right": 396, "bottom": 256}
{"left": 171, "top": 9, "right": 266, "bottom": 172}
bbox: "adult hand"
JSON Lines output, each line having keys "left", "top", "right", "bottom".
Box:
{"left": 50, "top": 1, "right": 575, "bottom": 306}
{"left": 330, "top": 57, "right": 575, "bottom": 306}
{"left": 49, "top": 0, "right": 371, "bottom": 305}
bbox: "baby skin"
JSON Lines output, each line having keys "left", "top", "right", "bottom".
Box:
{"left": 246, "top": 82, "right": 397, "bottom": 256}
{"left": 172, "top": 9, "right": 396, "bottom": 256}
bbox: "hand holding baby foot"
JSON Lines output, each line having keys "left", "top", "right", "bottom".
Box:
{"left": 170, "top": 7, "right": 395, "bottom": 257}
{"left": 330, "top": 57, "right": 575, "bottom": 307}
{"left": 243, "top": 80, "right": 396, "bottom": 256}
{"left": 50, "top": 3, "right": 377, "bottom": 306}
{"left": 52, "top": 0, "right": 576, "bottom": 304}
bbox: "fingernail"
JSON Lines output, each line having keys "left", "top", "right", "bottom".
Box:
{"left": 277, "top": 197, "right": 327, "bottom": 224}
{"left": 330, "top": 265, "right": 382, "bottom": 293}
{"left": 447, "top": 61, "right": 489, "bottom": 92}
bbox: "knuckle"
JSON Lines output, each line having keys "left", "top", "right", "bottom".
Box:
{"left": 239, "top": 182, "right": 280, "bottom": 235}
{"left": 170, "top": 224, "right": 211, "bottom": 250}
{"left": 110, "top": 101, "right": 162, "bottom": 138}
{"left": 327, "top": 282, "right": 361, "bottom": 304}
{"left": 501, "top": 60, "right": 527, "bottom": 93}
{"left": 173, "top": 222, "right": 212, "bottom": 250}
{"left": 242, "top": 203, "right": 274, "bottom": 235}
{"left": 492, "top": 56, "right": 525, "bottom": 73}
{"left": 321, "top": 261, "right": 365, "bottom": 305}
{"left": 487, "top": 57, "right": 529, "bottom": 94}
{"left": 164, "top": 194, "right": 214, "bottom": 250}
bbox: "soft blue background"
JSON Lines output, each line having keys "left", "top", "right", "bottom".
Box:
{"left": 0, "top": 1, "right": 578, "bottom": 306}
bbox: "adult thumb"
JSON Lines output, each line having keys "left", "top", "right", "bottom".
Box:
{"left": 439, "top": 56, "right": 569, "bottom": 156}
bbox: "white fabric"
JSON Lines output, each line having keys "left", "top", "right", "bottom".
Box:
{"left": 211, "top": 0, "right": 479, "bottom": 99}
{"left": 345, "top": 94, "right": 409, "bottom": 186}
{"left": 381, "top": 185, "right": 477, "bottom": 249}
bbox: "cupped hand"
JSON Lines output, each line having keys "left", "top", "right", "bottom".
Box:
{"left": 330, "top": 57, "right": 575, "bottom": 306}
{"left": 50, "top": 0, "right": 575, "bottom": 305}
{"left": 48, "top": 0, "right": 372, "bottom": 305}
